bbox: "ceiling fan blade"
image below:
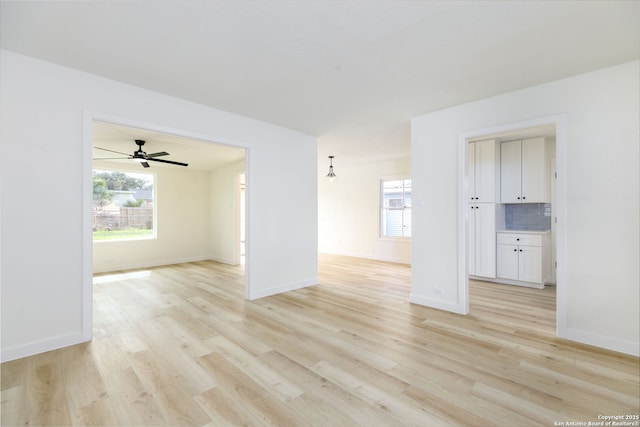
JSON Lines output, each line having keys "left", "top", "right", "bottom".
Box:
{"left": 147, "top": 151, "right": 169, "bottom": 158}
{"left": 147, "top": 157, "right": 189, "bottom": 167}
{"left": 94, "top": 146, "right": 131, "bottom": 156}
{"left": 141, "top": 162, "right": 150, "bottom": 168}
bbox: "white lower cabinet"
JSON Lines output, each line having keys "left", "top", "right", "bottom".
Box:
{"left": 518, "top": 245, "right": 543, "bottom": 283}
{"left": 496, "top": 243, "right": 520, "bottom": 280}
{"left": 496, "top": 232, "right": 549, "bottom": 288}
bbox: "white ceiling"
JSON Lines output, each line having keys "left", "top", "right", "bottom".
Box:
{"left": 2, "top": 1, "right": 639, "bottom": 165}
{"left": 92, "top": 121, "right": 245, "bottom": 171}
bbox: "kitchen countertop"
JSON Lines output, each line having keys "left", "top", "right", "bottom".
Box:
{"left": 496, "top": 229, "right": 550, "bottom": 235}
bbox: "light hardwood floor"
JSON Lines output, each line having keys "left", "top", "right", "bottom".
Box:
{"left": 2, "top": 254, "right": 639, "bottom": 426}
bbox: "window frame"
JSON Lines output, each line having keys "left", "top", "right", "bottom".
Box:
{"left": 379, "top": 176, "right": 412, "bottom": 240}
{"left": 92, "top": 168, "right": 157, "bottom": 242}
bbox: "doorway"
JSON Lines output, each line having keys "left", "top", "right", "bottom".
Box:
{"left": 83, "top": 113, "right": 249, "bottom": 340}
{"left": 459, "top": 115, "right": 566, "bottom": 336}
{"left": 239, "top": 173, "right": 246, "bottom": 264}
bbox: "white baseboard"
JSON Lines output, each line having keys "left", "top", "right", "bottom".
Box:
{"left": 92, "top": 255, "right": 217, "bottom": 273}
{"left": 319, "top": 250, "right": 410, "bottom": 265}
{"left": 247, "top": 277, "right": 318, "bottom": 300}
{"left": 561, "top": 327, "right": 639, "bottom": 357}
{"left": 470, "top": 275, "right": 545, "bottom": 289}
{"left": 1, "top": 331, "right": 89, "bottom": 363}
{"left": 209, "top": 255, "right": 239, "bottom": 265}
{"left": 409, "top": 293, "right": 467, "bottom": 315}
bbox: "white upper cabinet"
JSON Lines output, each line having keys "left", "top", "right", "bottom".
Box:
{"left": 500, "top": 140, "right": 522, "bottom": 203}
{"left": 468, "top": 139, "right": 498, "bottom": 203}
{"left": 521, "top": 137, "right": 550, "bottom": 203}
{"left": 500, "top": 137, "right": 551, "bottom": 203}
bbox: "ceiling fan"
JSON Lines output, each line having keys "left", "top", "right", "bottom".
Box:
{"left": 94, "top": 139, "right": 188, "bottom": 168}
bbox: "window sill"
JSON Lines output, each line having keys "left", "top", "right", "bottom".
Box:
{"left": 378, "top": 236, "right": 411, "bottom": 243}
{"left": 93, "top": 236, "right": 157, "bottom": 243}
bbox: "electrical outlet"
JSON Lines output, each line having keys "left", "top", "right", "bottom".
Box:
{"left": 433, "top": 287, "right": 444, "bottom": 295}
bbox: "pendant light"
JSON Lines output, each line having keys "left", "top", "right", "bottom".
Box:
{"left": 326, "top": 155, "right": 337, "bottom": 182}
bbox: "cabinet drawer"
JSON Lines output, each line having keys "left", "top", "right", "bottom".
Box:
{"left": 497, "top": 233, "right": 542, "bottom": 247}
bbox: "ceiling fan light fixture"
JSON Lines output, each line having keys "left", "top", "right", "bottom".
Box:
{"left": 132, "top": 151, "right": 147, "bottom": 161}
{"left": 132, "top": 140, "right": 147, "bottom": 161}
{"left": 94, "top": 139, "right": 188, "bottom": 168}
{"left": 326, "top": 155, "right": 337, "bottom": 182}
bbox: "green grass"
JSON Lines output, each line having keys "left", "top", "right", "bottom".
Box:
{"left": 93, "top": 228, "right": 154, "bottom": 241}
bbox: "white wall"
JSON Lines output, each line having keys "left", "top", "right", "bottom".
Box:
{"left": 318, "top": 157, "right": 411, "bottom": 264}
{"left": 93, "top": 162, "right": 214, "bottom": 273}
{"left": 0, "top": 50, "right": 318, "bottom": 362}
{"left": 411, "top": 61, "right": 639, "bottom": 356}
{"left": 210, "top": 159, "right": 245, "bottom": 265}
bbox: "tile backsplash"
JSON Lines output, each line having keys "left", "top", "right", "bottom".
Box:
{"left": 505, "top": 203, "right": 551, "bottom": 231}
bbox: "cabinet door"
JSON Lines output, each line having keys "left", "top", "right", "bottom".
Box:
{"left": 497, "top": 244, "right": 519, "bottom": 280}
{"left": 468, "top": 143, "right": 476, "bottom": 201}
{"left": 500, "top": 140, "right": 522, "bottom": 203}
{"left": 521, "top": 137, "right": 549, "bottom": 203}
{"left": 474, "top": 204, "right": 496, "bottom": 278}
{"left": 474, "top": 139, "right": 496, "bottom": 202}
{"left": 518, "top": 245, "right": 542, "bottom": 283}
{"left": 468, "top": 205, "right": 477, "bottom": 276}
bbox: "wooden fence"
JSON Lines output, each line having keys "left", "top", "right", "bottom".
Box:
{"left": 93, "top": 208, "right": 153, "bottom": 231}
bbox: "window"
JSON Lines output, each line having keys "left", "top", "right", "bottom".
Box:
{"left": 380, "top": 178, "right": 411, "bottom": 238}
{"left": 92, "top": 170, "right": 155, "bottom": 241}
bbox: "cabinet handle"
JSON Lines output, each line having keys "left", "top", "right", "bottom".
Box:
{"left": 522, "top": 196, "right": 526, "bottom": 200}
{"left": 517, "top": 196, "right": 521, "bottom": 200}
{"left": 513, "top": 249, "right": 517, "bottom": 252}
{"left": 516, "top": 238, "right": 520, "bottom": 241}
{"left": 519, "top": 249, "right": 523, "bottom": 252}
